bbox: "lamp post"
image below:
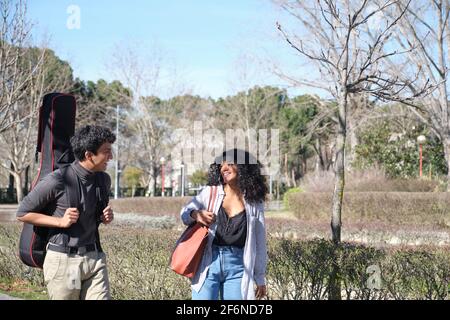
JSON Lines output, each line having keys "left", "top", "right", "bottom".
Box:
{"left": 114, "top": 105, "right": 121, "bottom": 199}
{"left": 269, "top": 175, "right": 273, "bottom": 200}
{"left": 168, "top": 160, "right": 175, "bottom": 197}
{"left": 180, "top": 162, "right": 185, "bottom": 197}
{"left": 160, "top": 157, "right": 165, "bottom": 197}
{"left": 172, "top": 180, "right": 176, "bottom": 197}
{"left": 417, "top": 135, "right": 426, "bottom": 177}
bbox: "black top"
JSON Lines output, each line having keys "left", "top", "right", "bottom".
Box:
{"left": 213, "top": 206, "right": 247, "bottom": 248}
{"left": 17, "top": 161, "right": 111, "bottom": 247}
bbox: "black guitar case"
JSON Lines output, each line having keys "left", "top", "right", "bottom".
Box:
{"left": 18, "top": 93, "right": 76, "bottom": 268}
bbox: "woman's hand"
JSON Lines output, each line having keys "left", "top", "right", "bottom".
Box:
{"left": 255, "top": 285, "right": 267, "bottom": 299}
{"left": 191, "top": 210, "right": 216, "bottom": 226}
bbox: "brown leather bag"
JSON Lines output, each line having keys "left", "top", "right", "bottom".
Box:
{"left": 170, "top": 186, "right": 218, "bottom": 278}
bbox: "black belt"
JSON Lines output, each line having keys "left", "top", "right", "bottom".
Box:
{"left": 47, "top": 243, "right": 98, "bottom": 255}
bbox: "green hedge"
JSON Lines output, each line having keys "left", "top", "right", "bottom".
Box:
{"left": 1, "top": 224, "right": 448, "bottom": 299}
{"left": 102, "top": 227, "right": 191, "bottom": 299}
{"left": 0, "top": 224, "right": 43, "bottom": 288}
{"left": 283, "top": 187, "right": 303, "bottom": 210}
{"left": 287, "top": 192, "right": 450, "bottom": 226}
{"left": 268, "top": 238, "right": 449, "bottom": 299}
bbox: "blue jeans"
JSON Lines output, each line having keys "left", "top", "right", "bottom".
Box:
{"left": 192, "top": 245, "right": 244, "bottom": 300}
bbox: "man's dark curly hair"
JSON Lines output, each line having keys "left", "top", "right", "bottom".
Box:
{"left": 70, "top": 125, "right": 116, "bottom": 161}
{"left": 207, "top": 148, "right": 268, "bottom": 204}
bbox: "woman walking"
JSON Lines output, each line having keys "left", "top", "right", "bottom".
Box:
{"left": 180, "top": 149, "right": 268, "bottom": 300}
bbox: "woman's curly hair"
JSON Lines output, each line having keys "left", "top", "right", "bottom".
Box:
{"left": 207, "top": 149, "right": 268, "bottom": 204}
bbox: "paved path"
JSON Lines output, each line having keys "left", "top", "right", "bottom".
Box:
{"left": 265, "top": 200, "right": 284, "bottom": 211}
{"left": 0, "top": 293, "right": 21, "bottom": 300}
{"left": 0, "top": 204, "right": 18, "bottom": 223}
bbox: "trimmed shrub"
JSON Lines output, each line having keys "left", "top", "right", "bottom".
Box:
{"left": 0, "top": 224, "right": 44, "bottom": 288}
{"left": 283, "top": 187, "right": 303, "bottom": 210}
{"left": 0, "top": 224, "right": 191, "bottom": 300}
{"left": 381, "top": 247, "right": 450, "bottom": 299}
{"left": 1, "top": 224, "right": 448, "bottom": 300}
{"left": 268, "top": 238, "right": 335, "bottom": 299}
{"left": 268, "top": 238, "right": 449, "bottom": 300}
{"left": 287, "top": 192, "right": 450, "bottom": 226}
{"left": 299, "top": 170, "right": 441, "bottom": 192}
{"left": 101, "top": 227, "right": 191, "bottom": 299}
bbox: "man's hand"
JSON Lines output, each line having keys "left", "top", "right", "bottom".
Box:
{"left": 255, "top": 285, "right": 267, "bottom": 299}
{"left": 59, "top": 207, "right": 79, "bottom": 228}
{"left": 191, "top": 210, "right": 215, "bottom": 226}
{"left": 101, "top": 205, "right": 114, "bottom": 224}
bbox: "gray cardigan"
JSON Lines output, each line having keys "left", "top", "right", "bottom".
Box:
{"left": 180, "top": 184, "right": 268, "bottom": 300}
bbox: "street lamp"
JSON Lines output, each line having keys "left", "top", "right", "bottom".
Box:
{"left": 417, "top": 135, "right": 427, "bottom": 177}
{"left": 114, "top": 105, "right": 121, "bottom": 199}
{"left": 269, "top": 175, "right": 273, "bottom": 200}
{"left": 180, "top": 162, "right": 185, "bottom": 197}
{"left": 160, "top": 157, "right": 166, "bottom": 197}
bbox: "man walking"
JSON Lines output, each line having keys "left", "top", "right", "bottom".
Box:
{"left": 17, "top": 125, "right": 116, "bottom": 300}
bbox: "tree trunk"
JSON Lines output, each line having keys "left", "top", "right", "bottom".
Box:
{"left": 331, "top": 94, "right": 347, "bottom": 244}
{"left": 347, "top": 119, "right": 359, "bottom": 170}
{"left": 314, "top": 139, "right": 323, "bottom": 172}
{"left": 327, "top": 140, "right": 335, "bottom": 171}
{"left": 302, "top": 154, "right": 307, "bottom": 176}
{"left": 145, "top": 173, "right": 153, "bottom": 197}
{"left": 284, "top": 153, "right": 291, "bottom": 187}
{"left": 8, "top": 163, "right": 14, "bottom": 200}
{"left": 151, "top": 164, "right": 157, "bottom": 196}
{"left": 276, "top": 178, "right": 280, "bottom": 200}
{"left": 328, "top": 89, "right": 348, "bottom": 301}
{"left": 13, "top": 172, "right": 23, "bottom": 203}
{"left": 443, "top": 138, "right": 450, "bottom": 190}
{"left": 315, "top": 138, "right": 332, "bottom": 172}
{"left": 331, "top": 148, "right": 344, "bottom": 241}
{"left": 291, "top": 169, "right": 297, "bottom": 187}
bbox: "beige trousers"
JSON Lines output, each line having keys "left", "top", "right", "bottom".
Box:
{"left": 43, "top": 249, "right": 111, "bottom": 300}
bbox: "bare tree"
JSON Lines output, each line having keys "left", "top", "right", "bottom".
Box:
{"left": 216, "top": 54, "right": 286, "bottom": 145}
{"left": 0, "top": 0, "right": 43, "bottom": 133}
{"left": 0, "top": 0, "right": 71, "bottom": 201}
{"left": 215, "top": 86, "right": 285, "bottom": 143}
{"left": 275, "top": 0, "right": 430, "bottom": 248}
{"left": 378, "top": 0, "right": 450, "bottom": 182}
{"left": 0, "top": 47, "right": 73, "bottom": 201}
{"left": 107, "top": 42, "right": 188, "bottom": 196}
{"left": 278, "top": 93, "right": 335, "bottom": 189}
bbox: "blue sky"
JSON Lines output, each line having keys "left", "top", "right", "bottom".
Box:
{"left": 27, "top": 0, "right": 305, "bottom": 99}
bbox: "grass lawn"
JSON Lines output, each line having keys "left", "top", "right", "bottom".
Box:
{"left": 0, "top": 277, "right": 47, "bottom": 300}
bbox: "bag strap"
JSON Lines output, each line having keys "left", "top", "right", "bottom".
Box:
{"left": 61, "top": 164, "right": 80, "bottom": 209}
{"left": 95, "top": 172, "right": 109, "bottom": 224}
{"left": 59, "top": 164, "right": 81, "bottom": 247}
{"left": 207, "top": 186, "right": 218, "bottom": 212}
{"left": 35, "top": 103, "right": 44, "bottom": 162}
{"left": 94, "top": 172, "right": 109, "bottom": 252}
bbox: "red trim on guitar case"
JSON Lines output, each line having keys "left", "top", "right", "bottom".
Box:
{"left": 29, "top": 232, "right": 39, "bottom": 268}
